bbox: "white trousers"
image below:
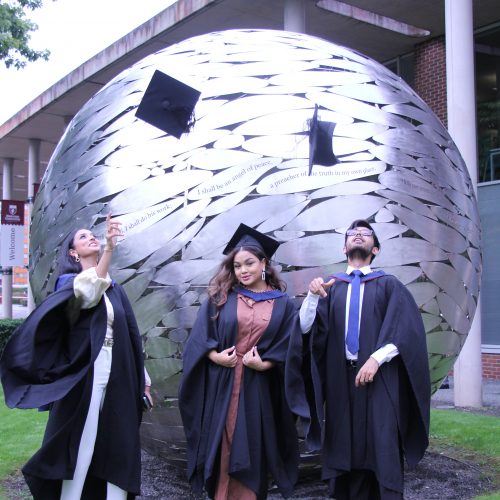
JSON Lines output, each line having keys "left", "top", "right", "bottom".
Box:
{"left": 60, "top": 346, "right": 127, "bottom": 500}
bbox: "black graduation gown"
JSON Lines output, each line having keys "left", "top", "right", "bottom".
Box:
{"left": 178, "top": 292, "right": 299, "bottom": 499}
{"left": 0, "top": 277, "right": 145, "bottom": 499}
{"left": 286, "top": 274, "right": 430, "bottom": 494}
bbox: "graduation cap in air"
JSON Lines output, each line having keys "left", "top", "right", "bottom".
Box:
{"left": 223, "top": 223, "right": 280, "bottom": 258}
{"left": 136, "top": 70, "right": 201, "bottom": 139}
{"left": 308, "top": 104, "right": 338, "bottom": 175}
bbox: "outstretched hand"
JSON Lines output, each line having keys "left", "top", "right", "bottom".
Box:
{"left": 104, "top": 213, "right": 123, "bottom": 251}
{"left": 309, "top": 277, "right": 335, "bottom": 298}
{"left": 96, "top": 213, "right": 122, "bottom": 278}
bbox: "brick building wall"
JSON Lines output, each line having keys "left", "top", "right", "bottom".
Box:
{"left": 413, "top": 36, "right": 448, "bottom": 127}
{"left": 482, "top": 353, "right": 500, "bottom": 380}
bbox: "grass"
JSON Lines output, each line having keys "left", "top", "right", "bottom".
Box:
{"left": 0, "top": 387, "right": 47, "bottom": 499}
{"left": 430, "top": 409, "right": 500, "bottom": 499}
{"left": 431, "top": 409, "right": 500, "bottom": 456}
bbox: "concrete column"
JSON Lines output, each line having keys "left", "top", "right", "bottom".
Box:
{"left": 445, "top": 0, "right": 483, "bottom": 407}
{"left": 28, "top": 139, "right": 40, "bottom": 203}
{"left": 284, "top": 0, "right": 306, "bottom": 33}
{"left": 2, "top": 158, "right": 13, "bottom": 198}
{"left": 27, "top": 139, "right": 41, "bottom": 312}
{"left": 2, "top": 158, "right": 14, "bottom": 319}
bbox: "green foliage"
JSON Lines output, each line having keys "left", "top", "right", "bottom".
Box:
{"left": 0, "top": 319, "right": 23, "bottom": 353}
{"left": 0, "top": 0, "right": 50, "bottom": 69}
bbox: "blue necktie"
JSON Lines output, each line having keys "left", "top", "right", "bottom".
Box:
{"left": 346, "top": 270, "right": 363, "bottom": 355}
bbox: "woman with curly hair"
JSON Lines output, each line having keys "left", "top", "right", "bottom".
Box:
{"left": 179, "top": 223, "right": 299, "bottom": 500}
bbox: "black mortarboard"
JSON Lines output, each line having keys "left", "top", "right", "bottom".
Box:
{"left": 223, "top": 223, "right": 280, "bottom": 258}
{"left": 308, "top": 104, "right": 338, "bottom": 175}
{"left": 136, "top": 70, "right": 201, "bottom": 139}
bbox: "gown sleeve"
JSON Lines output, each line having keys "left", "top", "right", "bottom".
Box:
{"left": 0, "top": 279, "right": 96, "bottom": 409}
{"left": 73, "top": 267, "right": 111, "bottom": 308}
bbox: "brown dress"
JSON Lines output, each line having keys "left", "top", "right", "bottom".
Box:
{"left": 214, "top": 294, "right": 274, "bottom": 500}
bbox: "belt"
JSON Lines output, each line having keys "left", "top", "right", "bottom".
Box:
{"left": 346, "top": 359, "right": 357, "bottom": 368}
{"left": 103, "top": 338, "right": 114, "bottom": 347}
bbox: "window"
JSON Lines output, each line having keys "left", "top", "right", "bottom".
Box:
{"left": 476, "top": 27, "right": 500, "bottom": 182}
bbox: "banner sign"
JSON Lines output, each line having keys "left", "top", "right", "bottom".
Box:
{"left": 1, "top": 200, "right": 25, "bottom": 267}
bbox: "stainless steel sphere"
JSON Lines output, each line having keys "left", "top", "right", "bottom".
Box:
{"left": 30, "top": 29, "right": 481, "bottom": 461}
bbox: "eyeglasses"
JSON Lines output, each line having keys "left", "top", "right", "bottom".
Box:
{"left": 346, "top": 229, "right": 373, "bottom": 237}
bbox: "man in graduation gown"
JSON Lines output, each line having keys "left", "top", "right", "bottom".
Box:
{"left": 286, "top": 219, "right": 430, "bottom": 500}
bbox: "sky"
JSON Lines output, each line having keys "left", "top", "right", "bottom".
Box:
{"left": 0, "top": 0, "right": 175, "bottom": 124}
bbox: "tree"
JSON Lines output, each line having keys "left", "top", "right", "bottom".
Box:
{"left": 0, "top": 0, "right": 50, "bottom": 69}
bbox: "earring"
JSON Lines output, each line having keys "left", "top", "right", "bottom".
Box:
{"left": 261, "top": 269, "right": 266, "bottom": 281}
{"left": 74, "top": 255, "right": 80, "bottom": 263}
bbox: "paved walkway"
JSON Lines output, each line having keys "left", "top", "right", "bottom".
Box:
{"left": 432, "top": 376, "right": 500, "bottom": 412}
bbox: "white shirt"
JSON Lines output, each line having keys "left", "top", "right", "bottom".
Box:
{"left": 299, "top": 265, "right": 399, "bottom": 365}
{"left": 73, "top": 267, "right": 151, "bottom": 386}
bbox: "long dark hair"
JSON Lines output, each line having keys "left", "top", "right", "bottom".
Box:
{"left": 207, "top": 245, "right": 286, "bottom": 316}
{"left": 56, "top": 229, "right": 83, "bottom": 276}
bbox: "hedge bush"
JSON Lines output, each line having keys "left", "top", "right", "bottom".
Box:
{"left": 0, "top": 319, "right": 24, "bottom": 354}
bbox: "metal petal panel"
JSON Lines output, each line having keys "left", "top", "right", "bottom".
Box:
{"left": 154, "top": 260, "right": 220, "bottom": 285}
{"left": 284, "top": 195, "right": 387, "bottom": 231}
{"left": 183, "top": 194, "right": 306, "bottom": 260}
{"left": 187, "top": 158, "right": 279, "bottom": 199}
{"left": 406, "top": 282, "right": 440, "bottom": 307}
{"left": 200, "top": 187, "right": 255, "bottom": 217}
{"left": 448, "top": 254, "right": 480, "bottom": 298}
{"left": 134, "top": 286, "right": 189, "bottom": 335}
{"left": 379, "top": 170, "right": 456, "bottom": 211}
{"left": 387, "top": 204, "right": 467, "bottom": 254}
{"left": 111, "top": 199, "right": 210, "bottom": 269}
{"left": 436, "top": 292, "right": 470, "bottom": 335}
{"left": 329, "top": 83, "right": 408, "bottom": 105}
{"left": 274, "top": 233, "right": 346, "bottom": 266}
{"left": 374, "top": 238, "right": 447, "bottom": 267}
{"left": 420, "top": 262, "right": 468, "bottom": 314}
{"left": 426, "top": 331, "right": 462, "bottom": 356}
{"left": 381, "top": 265, "right": 422, "bottom": 285}
{"left": 310, "top": 180, "right": 381, "bottom": 199}
{"left": 109, "top": 171, "right": 213, "bottom": 214}
{"left": 137, "top": 219, "right": 205, "bottom": 273}
{"left": 430, "top": 206, "right": 481, "bottom": 248}
{"left": 377, "top": 189, "right": 437, "bottom": 220}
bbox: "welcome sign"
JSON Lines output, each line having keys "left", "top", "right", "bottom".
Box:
{"left": 1, "top": 200, "right": 25, "bottom": 267}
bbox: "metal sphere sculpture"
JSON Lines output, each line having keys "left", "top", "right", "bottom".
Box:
{"left": 30, "top": 29, "right": 481, "bottom": 461}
